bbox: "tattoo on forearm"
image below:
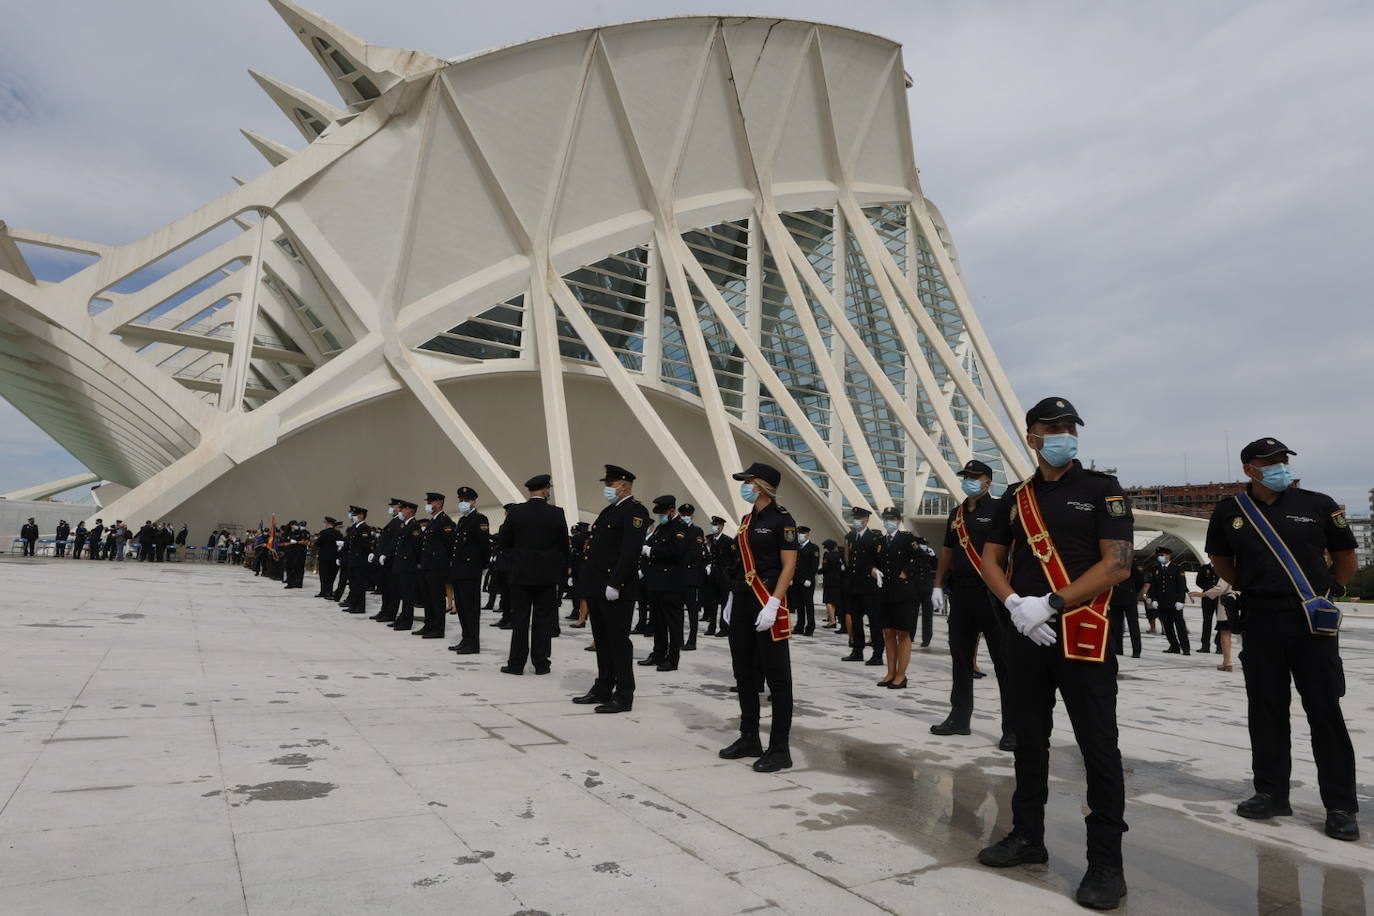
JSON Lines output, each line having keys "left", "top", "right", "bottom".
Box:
{"left": 1107, "top": 540, "right": 1132, "bottom": 571}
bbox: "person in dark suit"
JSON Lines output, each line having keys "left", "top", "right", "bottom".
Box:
{"left": 55, "top": 520, "right": 70, "bottom": 558}
{"left": 876, "top": 507, "right": 921, "bottom": 689}
{"left": 389, "top": 501, "right": 422, "bottom": 630}
{"left": 448, "top": 486, "right": 491, "bottom": 653}
{"left": 137, "top": 521, "right": 156, "bottom": 561}
{"left": 676, "top": 504, "right": 707, "bottom": 651}
{"left": 313, "top": 517, "right": 343, "bottom": 598}
{"left": 281, "top": 521, "right": 310, "bottom": 588}
{"left": 640, "top": 495, "right": 689, "bottom": 672}
{"left": 1141, "top": 546, "right": 1191, "bottom": 654}
{"left": 340, "top": 507, "right": 373, "bottom": 614}
{"left": 20, "top": 518, "right": 38, "bottom": 556}
{"left": 72, "top": 522, "right": 87, "bottom": 559}
{"left": 572, "top": 464, "right": 651, "bottom": 713}
{"left": 789, "top": 526, "right": 821, "bottom": 636}
{"left": 500, "top": 475, "right": 570, "bottom": 675}
{"left": 703, "top": 517, "right": 734, "bottom": 637}
{"left": 174, "top": 524, "right": 188, "bottom": 559}
{"left": 842, "top": 507, "right": 883, "bottom": 664}
{"left": 369, "top": 499, "right": 405, "bottom": 621}
{"left": 416, "top": 493, "right": 456, "bottom": 638}
{"left": 87, "top": 519, "right": 104, "bottom": 559}
{"left": 566, "top": 522, "right": 590, "bottom": 619}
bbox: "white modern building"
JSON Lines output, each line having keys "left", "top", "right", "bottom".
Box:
{"left": 0, "top": 2, "right": 1204, "bottom": 548}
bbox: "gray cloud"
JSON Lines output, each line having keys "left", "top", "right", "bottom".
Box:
{"left": 1, "top": 0, "right": 1370, "bottom": 512}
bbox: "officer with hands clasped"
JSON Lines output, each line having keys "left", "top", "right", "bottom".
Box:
{"left": 718, "top": 462, "right": 798, "bottom": 773}
{"left": 640, "top": 495, "right": 688, "bottom": 672}
{"left": 1141, "top": 546, "right": 1190, "bottom": 654}
{"left": 1205, "top": 438, "right": 1359, "bottom": 841}
{"left": 975, "top": 397, "right": 1134, "bottom": 911}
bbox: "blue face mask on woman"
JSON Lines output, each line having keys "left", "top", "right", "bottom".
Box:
{"left": 603, "top": 486, "right": 619, "bottom": 504}
{"left": 1036, "top": 433, "right": 1078, "bottom": 468}
{"left": 1259, "top": 463, "right": 1293, "bottom": 492}
{"left": 961, "top": 477, "right": 984, "bottom": 497}
{"left": 739, "top": 483, "right": 756, "bottom": 503}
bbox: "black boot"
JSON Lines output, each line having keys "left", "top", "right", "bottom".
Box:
{"left": 977, "top": 833, "right": 1049, "bottom": 868}
{"left": 753, "top": 746, "right": 792, "bottom": 772}
{"left": 1075, "top": 864, "right": 1127, "bottom": 910}
{"left": 718, "top": 734, "right": 764, "bottom": 759}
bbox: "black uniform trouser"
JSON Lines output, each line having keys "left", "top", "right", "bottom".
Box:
{"left": 649, "top": 590, "right": 684, "bottom": 665}
{"left": 140, "top": 543, "right": 153, "bottom": 561}
{"left": 915, "top": 584, "right": 934, "bottom": 645}
{"left": 508, "top": 583, "right": 556, "bottom": 670}
{"left": 1159, "top": 601, "right": 1190, "bottom": 653}
{"left": 420, "top": 569, "right": 447, "bottom": 635}
{"left": 946, "top": 583, "right": 1010, "bottom": 733}
{"left": 1200, "top": 597, "right": 1218, "bottom": 649}
{"left": 728, "top": 585, "right": 793, "bottom": 748}
{"left": 1110, "top": 596, "right": 1142, "bottom": 657}
{"left": 454, "top": 578, "right": 481, "bottom": 648}
{"left": 344, "top": 563, "right": 367, "bottom": 610}
{"left": 588, "top": 591, "right": 635, "bottom": 703}
{"left": 317, "top": 558, "right": 338, "bottom": 596}
{"left": 376, "top": 563, "right": 398, "bottom": 618}
{"left": 394, "top": 569, "right": 418, "bottom": 628}
{"left": 285, "top": 552, "right": 305, "bottom": 588}
{"left": 56, "top": 541, "right": 67, "bottom": 557}
{"left": 72, "top": 540, "right": 84, "bottom": 558}
{"left": 1240, "top": 608, "right": 1357, "bottom": 812}
{"left": 332, "top": 563, "right": 348, "bottom": 600}
{"left": 1005, "top": 624, "right": 1126, "bottom": 868}
{"left": 844, "top": 589, "right": 883, "bottom": 657}
{"left": 634, "top": 592, "right": 651, "bottom": 632}
{"left": 703, "top": 581, "right": 725, "bottom": 631}
{"left": 87, "top": 541, "right": 99, "bottom": 559}
{"left": 683, "top": 585, "right": 700, "bottom": 644}
{"left": 788, "top": 583, "right": 815, "bottom": 633}
{"left": 22, "top": 539, "right": 35, "bottom": 556}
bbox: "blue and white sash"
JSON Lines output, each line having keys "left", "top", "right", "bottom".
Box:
{"left": 1234, "top": 493, "right": 1341, "bottom": 635}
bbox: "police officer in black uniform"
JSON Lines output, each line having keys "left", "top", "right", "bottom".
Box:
{"left": 718, "top": 462, "right": 798, "bottom": 773}
{"left": 1195, "top": 562, "right": 1221, "bottom": 653}
{"left": 369, "top": 499, "right": 404, "bottom": 621}
{"left": 314, "top": 517, "right": 343, "bottom": 598}
{"left": 20, "top": 518, "right": 38, "bottom": 556}
{"left": 55, "top": 519, "right": 70, "bottom": 558}
{"left": 703, "top": 517, "right": 734, "bottom": 637}
{"left": 841, "top": 507, "right": 883, "bottom": 665}
{"left": 449, "top": 486, "right": 491, "bottom": 653}
{"left": 976, "top": 397, "right": 1134, "bottom": 911}
{"left": 415, "top": 493, "right": 456, "bottom": 639}
{"left": 677, "top": 503, "right": 706, "bottom": 651}
{"left": 1141, "top": 546, "right": 1190, "bottom": 654}
{"left": 389, "top": 501, "right": 422, "bottom": 630}
{"left": 931, "top": 459, "right": 1014, "bottom": 749}
{"left": 566, "top": 522, "right": 590, "bottom": 618}
{"left": 640, "top": 495, "right": 689, "bottom": 672}
{"left": 1110, "top": 561, "right": 1144, "bottom": 659}
{"left": 876, "top": 507, "right": 921, "bottom": 689}
{"left": 340, "top": 507, "right": 373, "bottom": 614}
{"left": 789, "top": 526, "right": 820, "bottom": 636}
{"left": 1205, "top": 437, "right": 1359, "bottom": 841}
{"left": 281, "top": 521, "right": 310, "bottom": 589}
{"left": 500, "top": 475, "right": 570, "bottom": 676}
{"left": 572, "top": 465, "right": 650, "bottom": 714}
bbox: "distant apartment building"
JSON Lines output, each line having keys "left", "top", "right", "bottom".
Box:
{"left": 1124, "top": 481, "right": 1247, "bottom": 517}
{"left": 1349, "top": 516, "right": 1374, "bottom": 569}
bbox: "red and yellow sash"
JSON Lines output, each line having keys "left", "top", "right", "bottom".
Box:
{"left": 1013, "top": 482, "right": 1112, "bottom": 663}
{"left": 738, "top": 512, "right": 791, "bottom": 642}
{"left": 952, "top": 505, "right": 983, "bottom": 576}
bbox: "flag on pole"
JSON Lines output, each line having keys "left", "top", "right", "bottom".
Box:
{"left": 268, "top": 515, "right": 277, "bottom": 551}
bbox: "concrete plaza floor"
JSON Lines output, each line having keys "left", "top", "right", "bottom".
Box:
{"left": 0, "top": 557, "right": 1370, "bottom": 915}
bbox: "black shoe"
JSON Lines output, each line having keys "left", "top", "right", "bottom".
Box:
{"left": 454, "top": 645, "right": 479, "bottom": 655}
{"left": 704, "top": 628, "right": 717, "bottom": 637}
{"left": 497, "top": 622, "right": 513, "bottom": 630}
{"left": 413, "top": 629, "right": 434, "bottom": 636}
{"left": 1198, "top": 647, "right": 1210, "bottom": 654}
{"left": 1326, "top": 810, "right": 1360, "bottom": 841}
{"left": 594, "top": 699, "right": 632, "bottom": 714}
{"left": 864, "top": 656, "right": 884, "bottom": 666}
{"left": 571, "top": 692, "right": 607, "bottom": 705}
{"left": 919, "top": 641, "right": 930, "bottom": 648}
{"left": 346, "top": 608, "right": 366, "bottom": 614}
{"left": 1075, "top": 865, "right": 1127, "bottom": 910}
{"left": 637, "top": 657, "right": 659, "bottom": 667}
{"left": 971, "top": 670, "right": 987, "bottom": 679}
{"left": 421, "top": 633, "right": 444, "bottom": 639}
{"left": 887, "top": 678, "right": 908, "bottom": 689}
{"left": 391, "top": 621, "right": 413, "bottom": 630}
{"left": 718, "top": 735, "right": 764, "bottom": 759}
{"left": 998, "top": 733, "right": 1017, "bottom": 752}
{"left": 1236, "top": 793, "right": 1292, "bottom": 819}
{"left": 977, "top": 833, "right": 1049, "bottom": 868}
{"left": 533, "top": 667, "right": 551, "bottom": 676}
{"left": 683, "top": 641, "right": 697, "bottom": 651}
{"left": 876, "top": 678, "right": 893, "bottom": 687}
{"left": 447, "top": 645, "right": 461, "bottom": 652}
{"left": 583, "top": 645, "right": 596, "bottom": 652}
{"left": 803, "top": 627, "right": 814, "bottom": 636}
{"left": 753, "top": 747, "right": 792, "bottom": 772}
{"left": 655, "top": 663, "right": 678, "bottom": 672}
{"left": 374, "top": 615, "right": 396, "bottom": 623}
{"left": 1163, "top": 647, "right": 1181, "bottom": 654}
{"left": 569, "top": 621, "right": 587, "bottom": 628}
{"left": 500, "top": 665, "right": 523, "bottom": 676}
{"left": 368, "top": 613, "right": 385, "bottom": 620}
{"left": 1130, "top": 652, "right": 1140, "bottom": 659}
{"left": 930, "top": 719, "right": 972, "bottom": 736}
{"left": 841, "top": 652, "right": 863, "bottom": 662}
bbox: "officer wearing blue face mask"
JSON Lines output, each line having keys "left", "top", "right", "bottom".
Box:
{"left": 639, "top": 494, "right": 688, "bottom": 672}
{"left": 977, "top": 396, "right": 1134, "bottom": 910}
{"left": 841, "top": 506, "right": 884, "bottom": 666}
{"left": 1205, "top": 438, "right": 1359, "bottom": 842}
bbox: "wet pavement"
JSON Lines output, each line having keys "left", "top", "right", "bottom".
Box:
{"left": 0, "top": 557, "right": 1369, "bottom": 914}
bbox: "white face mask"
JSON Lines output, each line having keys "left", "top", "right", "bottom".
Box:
{"left": 457, "top": 501, "right": 472, "bottom": 515}
{"left": 603, "top": 486, "right": 619, "bottom": 504}
{"left": 386, "top": 506, "right": 396, "bottom": 517}
{"left": 680, "top": 516, "right": 693, "bottom": 526}
{"left": 424, "top": 504, "right": 435, "bottom": 515}
{"left": 798, "top": 535, "right": 809, "bottom": 546}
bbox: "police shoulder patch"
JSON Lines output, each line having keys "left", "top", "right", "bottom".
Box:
{"left": 444, "top": 526, "right": 454, "bottom": 533}
{"left": 675, "top": 531, "right": 685, "bottom": 538}
{"left": 1105, "top": 496, "right": 1126, "bottom": 518}
{"left": 479, "top": 524, "right": 489, "bottom": 531}
{"left": 783, "top": 528, "right": 796, "bottom": 542}
{"left": 632, "top": 517, "right": 644, "bottom": 529}
{"left": 1231, "top": 516, "right": 1244, "bottom": 529}
{"left": 1333, "top": 510, "right": 1349, "bottom": 529}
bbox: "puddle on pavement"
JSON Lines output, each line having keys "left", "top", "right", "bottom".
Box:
{"left": 225, "top": 780, "right": 337, "bottom": 803}
{"left": 268, "top": 753, "right": 317, "bottom": 768}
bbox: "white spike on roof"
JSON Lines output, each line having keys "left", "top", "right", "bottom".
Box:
{"left": 239, "top": 129, "right": 295, "bottom": 167}
{"left": 248, "top": 70, "right": 344, "bottom": 142}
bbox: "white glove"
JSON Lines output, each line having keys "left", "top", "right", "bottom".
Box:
{"left": 368, "top": 553, "right": 375, "bottom": 563}
{"left": 1027, "top": 621, "right": 1057, "bottom": 647}
{"left": 873, "top": 569, "right": 884, "bottom": 589}
{"left": 641, "top": 545, "right": 652, "bottom": 557}
{"left": 1011, "top": 595, "right": 1056, "bottom": 636}
{"left": 755, "top": 596, "right": 780, "bottom": 632}
{"left": 637, "top": 569, "right": 644, "bottom": 579}
{"left": 336, "top": 557, "right": 342, "bottom": 565}
{"left": 1174, "top": 601, "right": 1184, "bottom": 611}
{"left": 932, "top": 587, "right": 944, "bottom": 607}
{"left": 378, "top": 555, "right": 386, "bottom": 565}
{"left": 705, "top": 564, "right": 712, "bottom": 576}
{"left": 1146, "top": 600, "right": 1156, "bottom": 610}
{"left": 605, "top": 586, "right": 620, "bottom": 602}
{"left": 723, "top": 593, "right": 733, "bottom": 625}
{"left": 1003, "top": 593, "right": 1024, "bottom": 613}
{"left": 803, "top": 580, "right": 812, "bottom": 588}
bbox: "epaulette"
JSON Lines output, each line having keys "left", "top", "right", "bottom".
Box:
{"left": 1084, "top": 469, "right": 1117, "bottom": 479}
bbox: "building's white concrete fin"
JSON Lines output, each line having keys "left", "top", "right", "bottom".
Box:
{"left": 1, "top": 472, "right": 102, "bottom": 502}
{"left": 247, "top": 70, "right": 345, "bottom": 141}
{"left": 239, "top": 129, "right": 295, "bottom": 167}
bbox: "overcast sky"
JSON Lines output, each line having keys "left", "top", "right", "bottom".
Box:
{"left": 2, "top": 0, "right": 1371, "bottom": 513}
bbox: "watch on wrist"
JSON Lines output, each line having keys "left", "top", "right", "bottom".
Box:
{"left": 1047, "top": 593, "right": 1066, "bottom": 612}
